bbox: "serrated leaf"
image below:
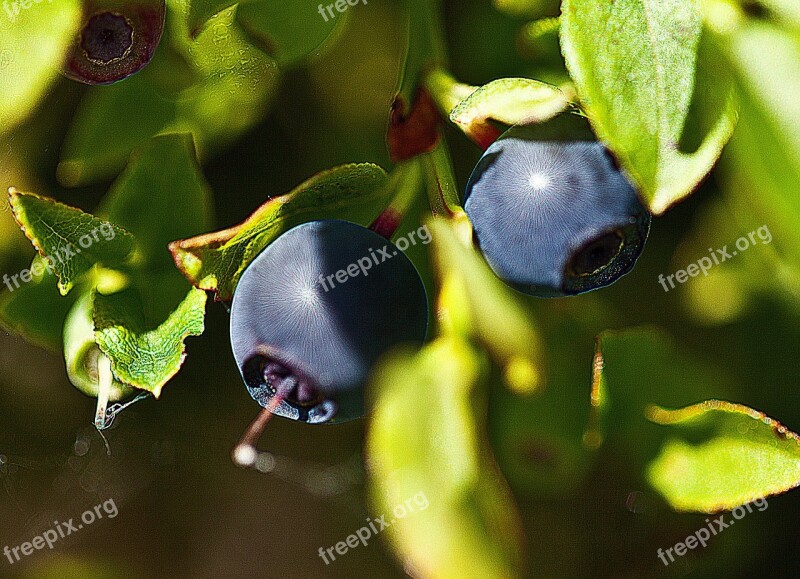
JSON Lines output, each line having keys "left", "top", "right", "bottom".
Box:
{"left": 97, "top": 133, "right": 213, "bottom": 270}
{"left": 647, "top": 400, "right": 800, "bottom": 512}
{"left": 561, "top": 0, "right": 737, "bottom": 214}
{"left": 170, "top": 163, "right": 390, "bottom": 300}
{"left": 59, "top": 4, "right": 278, "bottom": 185}
{"left": 428, "top": 219, "right": 543, "bottom": 394}
{"left": 0, "top": 0, "right": 81, "bottom": 133}
{"left": 8, "top": 190, "right": 135, "bottom": 295}
{"left": 94, "top": 286, "right": 207, "bottom": 397}
{"left": 367, "top": 337, "right": 526, "bottom": 578}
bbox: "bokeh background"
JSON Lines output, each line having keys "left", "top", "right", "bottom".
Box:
{"left": 2, "top": 0, "right": 800, "bottom": 577}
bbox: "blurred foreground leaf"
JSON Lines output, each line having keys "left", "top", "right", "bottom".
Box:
{"left": 429, "top": 219, "right": 543, "bottom": 394}
{"left": 647, "top": 400, "right": 800, "bottom": 512}
{"left": 367, "top": 337, "right": 525, "bottom": 578}
{"left": 561, "top": 0, "right": 736, "bottom": 214}
{"left": 0, "top": 0, "right": 81, "bottom": 133}
{"left": 170, "top": 163, "right": 390, "bottom": 300}
{"left": 8, "top": 190, "right": 135, "bottom": 295}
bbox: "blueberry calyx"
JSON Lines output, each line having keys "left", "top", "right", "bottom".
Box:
{"left": 81, "top": 12, "right": 133, "bottom": 63}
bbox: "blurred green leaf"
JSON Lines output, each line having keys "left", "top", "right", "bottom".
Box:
{"left": 0, "top": 0, "right": 81, "bottom": 134}
{"left": 489, "top": 321, "right": 595, "bottom": 497}
{"left": 187, "top": 0, "right": 343, "bottom": 67}
{"left": 561, "top": 0, "right": 737, "bottom": 214}
{"left": 94, "top": 286, "right": 207, "bottom": 397}
{"left": 59, "top": 4, "right": 279, "bottom": 185}
{"left": 647, "top": 400, "right": 800, "bottom": 512}
{"left": 428, "top": 218, "right": 543, "bottom": 394}
{"left": 8, "top": 190, "right": 135, "bottom": 295}
{"left": 367, "top": 337, "right": 525, "bottom": 578}
{"left": 236, "top": 0, "right": 344, "bottom": 68}
{"left": 591, "top": 327, "right": 734, "bottom": 465}
{"left": 170, "top": 163, "right": 390, "bottom": 300}
{"left": 492, "top": 0, "right": 555, "bottom": 19}
{"left": 0, "top": 262, "right": 75, "bottom": 351}
{"left": 97, "top": 133, "right": 213, "bottom": 270}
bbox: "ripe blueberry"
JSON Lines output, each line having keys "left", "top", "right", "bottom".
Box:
{"left": 230, "top": 220, "right": 428, "bottom": 424}
{"left": 464, "top": 126, "right": 651, "bottom": 297}
{"left": 63, "top": 0, "right": 166, "bottom": 85}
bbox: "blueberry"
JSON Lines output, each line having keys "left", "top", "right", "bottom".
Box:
{"left": 63, "top": 0, "right": 166, "bottom": 85}
{"left": 230, "top": 220, "right": 428, "bottom": 424}
{"left": 464, "top": 126, "right": 651, "bottom": 297}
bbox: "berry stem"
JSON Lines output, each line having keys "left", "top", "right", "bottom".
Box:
{"left": 420, "top": 141, "right": 473, "bottom": 244}
{"left": 94, "top": 353, "right": 113, "bottom": 430}
{"left": 369, "top": 160, "right": 423, "bottom": 240}
{"left": 231, "top": 393, "right": 285, "bottom": 469}
{"left": 424, "top": 68, "right": 475, "bottom": 117}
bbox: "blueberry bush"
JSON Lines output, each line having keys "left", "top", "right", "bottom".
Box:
{"left": 1, "top": 0, "right": 800, "bottom": 576}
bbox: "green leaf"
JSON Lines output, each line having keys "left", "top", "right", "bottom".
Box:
{"left": 236, "top": 0, "right": 344, "bottom": 68}
{"left": 8, "top": 190, "right": 136, "bottom": 295}
{"left": 170, "top": 163, "right": 390, "bottom": 300}
{"left": 589, "top": 327, "right": 734, "bottom": 463}
{"left": 59, "top": 4, "right": 279, "bottom": 185}
{"left": 560, "top": 0, "right": 737, "bottom": 214}
{"left": 63, "top": 292, "right": 134, "bottom": 401}
{"left": 187, "top": 0, "right": 343, "bottom": 67}
{"left": 367, "top": 337, "right": 526, "bottom": 578}
{"left": 93, "top": 286, "right": 207, "bottom": 397}
{"left": 0, "top": 261, "right": 75, "bottom": 351}
{"left": 97, "top": 133, "right": 213, "bottom": 270}
{"left": 428, "top": 219, "right": 543, "bottom": 394}
{"left": 0, "top": 0, "right": 81, "bottom": 134}
{"left": 187, "top": 0, "right": 235, "bottom": 33}
{"left": 647, "top": 400, "right": 800, "bottom": 512}
{"left": 426, "top": 70, "right": 571, "bottom": 149}
{"left": 492, "top": 0, "right": 552, "bottom": 19}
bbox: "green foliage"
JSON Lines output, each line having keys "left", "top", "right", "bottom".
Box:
{"left": 367, "top": 337, "right": 526, "bottom": 578}
{"left": 647, "top": 401, "right": 800, "bottom": 512}
{"left": 0, "top": 0, "right": 80, "bottom": 134}
{"left": 170, "top": 163, "right": 390, "bottom": 300}
{"left": 8, "top": 190, "right": 135, "bottom": 295}
{"left": 58, "top": 2, "right": 279, "bottom": 185}
{"left": 561, "top": 0, "right": 737, "bottom": 214}
{"left": 94, "top": 286, "right": 207, "bottom": 397}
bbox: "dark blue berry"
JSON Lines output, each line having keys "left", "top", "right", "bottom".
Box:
{"left": 464, "top": 126, "right": 651, "bottom": 297}
{"left": 230, "top": 220, "right": 428, "bottom": 423}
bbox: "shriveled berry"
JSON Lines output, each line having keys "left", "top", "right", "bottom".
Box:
{"left": 230, "top": 220, "right": 428, "bottom": 423}
{"left": 464, "top": 126, "right": 651, "bottom": 297}
{"left": 63, "top": 0, "right": 166, "bottom": 85}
